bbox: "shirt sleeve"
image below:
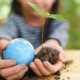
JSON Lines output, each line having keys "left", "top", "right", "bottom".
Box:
{"left": 48, "top": 20, "right": 69, "bottom": 48}
{"left": 0, "top": 15, "right": 18, "bottom": 40}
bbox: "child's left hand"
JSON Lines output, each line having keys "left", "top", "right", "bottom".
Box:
{"left": 29, "top": 43, "right": 64, "bottom": 76}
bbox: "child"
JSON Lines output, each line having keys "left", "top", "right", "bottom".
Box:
{"left": 0, "top": 0, "right": 69, "bottom": 80}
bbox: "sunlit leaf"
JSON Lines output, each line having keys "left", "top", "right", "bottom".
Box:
{"left": 27, "top": 2, "right": 42, "bottom": 15}
{"left": 46, "top": 14, "right": 65, "bottom": 21}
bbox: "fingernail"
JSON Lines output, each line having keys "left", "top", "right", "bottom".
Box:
{"left": 20, "top": 64, "right": 26, "bottom": 67}
{"left": 24, "top": 67, "right": 28, "bottom": 72}
{"left": 44, "top": 61, "right": 49, "bottom": 66}
{"left": 12, "top": 60, "right": 16, "bottom": 64}
{"left": 25, "top": 67, "right": 28, "bottom": 70}
{"left": 30, "top": 62, "right": 35, "bottom": 68}
{"left": 35, "top": 59, "right": 40, "bottom": 64}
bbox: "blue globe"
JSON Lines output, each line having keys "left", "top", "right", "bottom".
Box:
{"left": 3, "top": 38, "right": 35, "bottom": 66}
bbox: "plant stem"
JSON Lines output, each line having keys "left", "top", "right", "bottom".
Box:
{"left": 42, "top": 13, "right": 45, "bottom": 48}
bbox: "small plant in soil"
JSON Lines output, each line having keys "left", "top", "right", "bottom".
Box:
{"left": 22, "top": 2, "right": 65, "bottom": 80}
{"left": 27, "top": 2, "right": 65, "bottom": 48}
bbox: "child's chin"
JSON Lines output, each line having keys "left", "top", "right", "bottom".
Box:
{"left": 31, "top": 11, "right": 41, "bottom": 17}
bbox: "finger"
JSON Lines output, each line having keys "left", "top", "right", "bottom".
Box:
{"left": 0, "top": 60, "right": 16, "bottom": 68}
{"left": 59, "top": 51, "right": 64, "bottom": 62}
{"left": 6, "top": 68, "right": 28, "bottom": 80}
{"left": 34, "top": 59, "right": 51, "bottom": 76}
{"left": 0, "top": 64, "right": 26, "bottom": 78}
{"left": 44, "top": 61, "right": 62, "bottom": 73}
{"left": 0, "top": 39, "right": 9, "bottom": 50}
{"left": 56, "top": 46, "right": 64, "bottom": 62}
{"left": 30, "top": 62, "right": 42, "bottom": 76}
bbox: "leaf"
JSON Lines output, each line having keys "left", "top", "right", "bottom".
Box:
{"left": 44, "top": 12, "right": 50, "bottom": 17}
{"left": 46, "top": 14, "right": 65, "bottom": 21}
{"left": 27, "top": 2, "right": 42, "bottom": 15}
{"left": 27, "top": 2, "right": 65, "bottom": 21}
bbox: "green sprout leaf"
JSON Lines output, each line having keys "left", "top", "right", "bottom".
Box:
{"left": 45, "top": 14, "right": 65, "bottom": 21}
{"left": 27, "top": 2, "right": 65, "bottom": 21}
{"left": 27, "top": 2, "right": 42, "bottom": 15}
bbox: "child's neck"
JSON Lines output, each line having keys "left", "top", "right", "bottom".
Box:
{"left": 23, "top": 14, "right": 45, "bottom": 27}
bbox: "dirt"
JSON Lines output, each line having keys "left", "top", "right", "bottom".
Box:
{"left": 35, "top": 47, "right": 59, "bottom": 64}
{"left": 22, "top": 47, "right": 60, "bottom": 80}
{"left": 22, "top": 47, "right": 73, "bottom": 80}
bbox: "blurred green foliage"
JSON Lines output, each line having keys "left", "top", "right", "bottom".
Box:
{"left": 0, "top": 0, "right": 80, "bottom": 49}
{"left": 60, "top": 0, "right": 80, "bottom": 49}
{"left": 0, "top": 0, "right": 12, "bottom": 20}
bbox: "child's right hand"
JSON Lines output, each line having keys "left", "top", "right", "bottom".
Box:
{"left": 0, "top": 39, "right": 28, "bottom": 80}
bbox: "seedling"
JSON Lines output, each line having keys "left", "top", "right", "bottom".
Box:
{"left": 27, "top": 2, "right": 65, "bottom": 48}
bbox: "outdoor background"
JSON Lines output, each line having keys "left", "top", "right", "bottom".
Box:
{"left": 0, "top": 0, "right": 80, "bottom": 49}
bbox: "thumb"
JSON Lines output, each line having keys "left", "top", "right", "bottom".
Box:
{"left": 59, "top": 50, "right": 65, "bottom": 62}
{"left": 0, "top": 39, "right": 10, "bottom": 53}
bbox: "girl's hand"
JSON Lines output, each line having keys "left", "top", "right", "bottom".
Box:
{"left": 0, "top": 38, "right": 10, "bottom": 54}
{"left": 0, "top": 60, "right": 28, "bottom": 80}
{"left": 0, "top": 39, "right": 28, "bottom": 80}
{"left": 29, "top": 43, "right": 64, "bottom": 76}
